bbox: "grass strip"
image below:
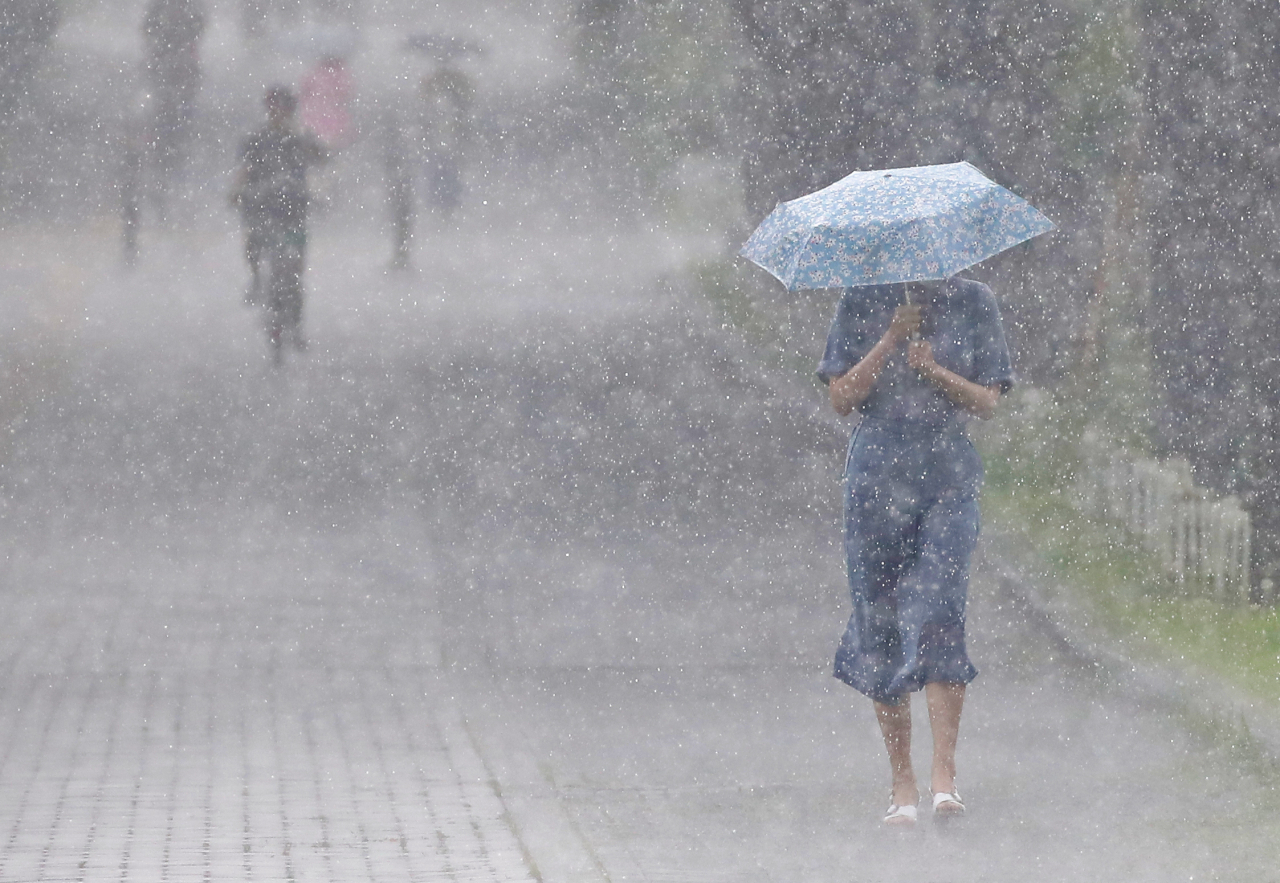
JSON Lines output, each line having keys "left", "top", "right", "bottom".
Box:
{"left": 976, "top": 393, "right": 1280, "bottom": 704}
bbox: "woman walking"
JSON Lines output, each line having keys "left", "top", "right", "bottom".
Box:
{"left": 817, "top": 277, "right": 1013, "bottom": 828}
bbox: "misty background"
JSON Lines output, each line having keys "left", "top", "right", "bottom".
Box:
{"left": 6, "top": 0, "right": 1279, "bottom": 581}
{"left": 0, "top": 0, "right": 1279, "bottom": 880}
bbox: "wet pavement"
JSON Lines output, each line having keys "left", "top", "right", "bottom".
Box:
{"left": 0, "top": 214, "right": 1277, "bottom": 883}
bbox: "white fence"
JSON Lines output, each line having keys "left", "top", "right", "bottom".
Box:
{"left": 1075, "top": 434, "right": 1253, "bottom": 602}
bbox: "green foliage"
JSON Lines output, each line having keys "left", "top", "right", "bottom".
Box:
{"left": 691, "top": 257, "right": 835, "bottom": 385}
{"left": 1053, "top": 4, "right": 1143, "bottom": 170}
{"left": 603, "top": 0, "right": 744, "bottom": 202}
{"left": 979, "top": 391, "right": 1280, "bottom": 703}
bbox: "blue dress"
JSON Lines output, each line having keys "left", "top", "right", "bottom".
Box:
{"left": 817, "top": 278, "right": 1014, "bottom": 704}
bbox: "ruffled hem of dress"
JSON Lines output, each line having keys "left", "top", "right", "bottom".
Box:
{"left": 833, "top": 656, "right": 978, "bottom": 704}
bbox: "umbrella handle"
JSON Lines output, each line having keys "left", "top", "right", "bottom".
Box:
{"left": 904, "top": 283, "right": 922, "bottom": 341}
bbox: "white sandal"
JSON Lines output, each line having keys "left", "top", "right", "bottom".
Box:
{"left": 883, "top": 794, "right": 919, "bottom": 826}
{"left": 932, "top": 790, "right": 965, "bottom": 817}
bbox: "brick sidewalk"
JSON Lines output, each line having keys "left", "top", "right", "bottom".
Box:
{"left": 0, "top": 214, "right": 744, "bottom": 883}
{"left": 0, "top": 534, "right": 535, "bottom": 883}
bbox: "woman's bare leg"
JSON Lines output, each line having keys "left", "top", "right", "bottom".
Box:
{"left": 925, "top": 682, "right": 965, "bottom": 795}
{"left": 874, "top": 699, "right": 917, "bottom": 810}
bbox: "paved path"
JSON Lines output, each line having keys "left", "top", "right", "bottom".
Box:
{"left": 461, "top": 551, "right": 1280, "bottom": 883}
{"left": 1, "top": 213, "right": 1278, "bottom": 883}
{"left": 0, "top": 512, "right": 523, "bottom": 883}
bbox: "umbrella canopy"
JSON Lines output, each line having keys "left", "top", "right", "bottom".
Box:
{"left": 740, "top": 162, "right": 1054, "bottom": 290}
{"left": 403, "top": 33, "right": 486, "bottom": 62}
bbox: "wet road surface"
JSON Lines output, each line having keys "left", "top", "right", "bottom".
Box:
{"left": 0, "top": 215, "right": 1276, "bottom": 882}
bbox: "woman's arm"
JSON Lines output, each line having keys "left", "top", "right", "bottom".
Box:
{"left": 907, "top": 340, "right": 1002, "bottom": 419}
{"left": 828, "top": 305, "right": 920, "bottom": 417}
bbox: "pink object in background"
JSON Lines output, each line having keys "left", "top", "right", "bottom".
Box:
{"left": 299, "top": 56, "right": 352, "bottom": 148}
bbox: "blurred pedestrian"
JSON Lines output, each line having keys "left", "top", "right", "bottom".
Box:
{"left": 142, "top": 0, "right": 205, "bottom": 203}
{"left": 817, "top": 278, "right": 1014, "bottom": 828}
{"left": 382, "top": 108, "right": 414, "bottom": 270}
{"left": 120, "top": 92, "right": 150, "bottom": 266}
{"left": 416, "top": 64, "right": 472, "bottom": 220}
{"left": 231, "top": 86, "right": 327, "bottom": 364}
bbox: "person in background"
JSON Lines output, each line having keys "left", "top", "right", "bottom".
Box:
{"left": 142, "top": 0, "right": 205, "bottom": 202}
{"left": 382, "top": 108, "right": 414, "bottom": 270}
{"left": 416, "top": 64, "right": 472, "bottom": 220}
{"left": 120, "top": 91, "right": 150, "bottom": 266}
{"left": 817, "top": 278, "right": 1014, "bottom": 828}
{"left": 231, "top": 86, "right": 327, "bottom": 365}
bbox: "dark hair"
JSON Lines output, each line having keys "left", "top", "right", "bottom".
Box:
{"left": 264, "top": 85, "right": 297, "bottom": 114}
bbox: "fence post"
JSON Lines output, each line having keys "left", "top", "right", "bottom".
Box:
{"left": 1170, "top": 459, "right": 1191, "bottom": 589}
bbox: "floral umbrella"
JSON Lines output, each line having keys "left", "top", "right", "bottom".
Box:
{"left": 740, "top": 161, "right": 1054, "bottom": 291}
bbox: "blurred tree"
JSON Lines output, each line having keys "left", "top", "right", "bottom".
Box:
{"left": 732, "top": 0, "right": 924, "bottom": 219}
{"left": 1038, "top": 5, "right": 1151, "bottom": 436}
{"left": 573, "top": 0, "right": 742, "bottom": 215}
{"left": 572, "top": 0, "right": 640, "bottom": 209}
{"left": 0, "top": 0, "right": 60, "bottom": 122}
{"left": 0, "top": 0, "right": 61, "bottom": 210}
{"left": 925, "top": 0, "right": 1093, "bottom": 387}
{"left": 1141, "top": 0, "right": 1280, "bottom": 598}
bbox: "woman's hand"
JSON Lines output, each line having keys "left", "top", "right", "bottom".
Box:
{"left": 910, "top": 339, "right": 1002, "bottom": 419}
{"left": 907, "top": 339, "right": 938, "bottom": 378}
{"left": 830, "top": 305, "right": 924, "bottom": 417}
{"left": 886, "top": 305, "right": 922, "bottom": 345}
